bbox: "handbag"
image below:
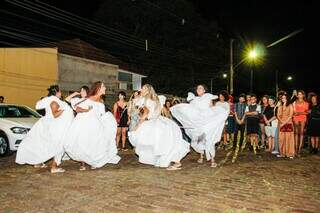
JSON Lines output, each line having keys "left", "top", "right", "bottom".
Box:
{"left": 280, "top": 123, "right": 293, "bottom": 132}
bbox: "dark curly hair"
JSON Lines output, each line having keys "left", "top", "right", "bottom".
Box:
{"left": 197, "top": 84, "right": 208, "bottom": 92}
{"left": 218, "top": 90, "right": 229, "bottom": 102}
{"left": 47, "top": 85, "right": 60, "bottom": 97}
{"left": 118, "top": 91, "right": 126, "bottom": 98}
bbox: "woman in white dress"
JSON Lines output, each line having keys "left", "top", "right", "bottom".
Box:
{"left": 64, "top": 81, "right": 120, "bottom": 170}
{"left": 128, "top": 84, "right": 190, "bottom": 170}
{"left": 170, "top": 85, "right": 228, "bottom": 167}
{"left": 64, "top": 85, "right": 90, "bottom": 170}
{"left": 65, "top": 86, "right": 89, "bottom": 111}
{"left": 16, "top": 85, "right": 74, "bottom": 173}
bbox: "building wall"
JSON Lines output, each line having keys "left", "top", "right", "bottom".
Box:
{"left": 0, "top": 48, "right": 58, "bottom": 108}
{"left": 58, "top": 54, "right": 118, "bottom": 105}
{"left": 118, "top": 69, "right": 145, "bottom": 91}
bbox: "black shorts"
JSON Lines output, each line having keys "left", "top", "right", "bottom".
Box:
{"left": 246, "top": 117, "right": 260, "bottom": 134}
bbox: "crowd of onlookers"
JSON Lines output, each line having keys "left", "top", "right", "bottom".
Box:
{"left": 215, "top": 90, "right": 320, "bottom": 159}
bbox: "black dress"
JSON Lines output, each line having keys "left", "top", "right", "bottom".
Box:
{"left": 307, "top": 105, "right": 320, "bottom": 136}
{"left": 116, "top": 104, "right": 128, "bottom": 128}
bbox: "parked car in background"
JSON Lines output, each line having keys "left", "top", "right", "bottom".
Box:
{"left": 0, "top": 104, "right": 41, "bottom": 157}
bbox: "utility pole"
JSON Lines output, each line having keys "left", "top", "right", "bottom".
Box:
{"left": 275, "top": 69, "right": 279, "bottom": 95}
{"left": 210, "top": 78, "right": 213, "bottom": 93}
{"left": 250, "top": 69, "right": 253, "bottom": 93}
{"left": 230, "top": 39, "right": 234, "bottom": 94}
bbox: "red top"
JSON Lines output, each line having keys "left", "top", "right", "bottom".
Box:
{"left": 293, "top": 101, "right": 309, "bottom": 122}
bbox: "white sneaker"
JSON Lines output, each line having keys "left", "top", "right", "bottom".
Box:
{"left": 272, "top": 151, "right": 279, "bottom": 154}
{"left": 51, "top": 168, "right": 65, "bottom": 173}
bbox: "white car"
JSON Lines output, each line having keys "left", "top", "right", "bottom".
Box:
{"left": 0, "top": 104, "right": 41, "bottom": 156}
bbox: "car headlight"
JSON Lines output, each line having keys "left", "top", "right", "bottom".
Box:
{"left": 10, "top": 127, "right": 30, "bottom": 134}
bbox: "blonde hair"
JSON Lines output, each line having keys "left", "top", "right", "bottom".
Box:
{"left": 127, "top": 92, "right": 137, "bottom": 116}
{"left": 142, "top": 84, "right": 161, "bottom": 112}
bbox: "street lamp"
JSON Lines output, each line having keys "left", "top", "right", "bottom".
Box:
{"left": 248, "top": 50, "right": 257, "bottom": 59}
{"left": 222, "top": 73, "right": 228, "bottom": 90}
{"left": 287, "top": 76, "right": 293, "bottom": 81}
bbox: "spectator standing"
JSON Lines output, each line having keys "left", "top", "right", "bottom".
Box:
{"left": 277, "top": 94, "right": 295, "bottom": 159}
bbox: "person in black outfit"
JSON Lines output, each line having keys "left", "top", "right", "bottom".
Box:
{"left": 113, "top": 91, "right": 129, "bottom": 151}
{"left": 244, "top": 94, "right": 261, "bottom": 154}
{"left": 233, "top": 94, "right": 247, "bottom": 150}
{"left": 307, "top": 93, "right": 320, "bottom": 153}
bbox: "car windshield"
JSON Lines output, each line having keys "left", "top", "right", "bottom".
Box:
{"left": 0, "top": 105, "right": 41, "bottom": 118}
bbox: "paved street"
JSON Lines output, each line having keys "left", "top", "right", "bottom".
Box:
{"left": 0, "top": 149, "right": 319, "bottom": 213}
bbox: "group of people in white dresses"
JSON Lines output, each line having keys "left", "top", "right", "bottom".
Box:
{"left": 16, "top": 82, "right": 228, "bottom": 173}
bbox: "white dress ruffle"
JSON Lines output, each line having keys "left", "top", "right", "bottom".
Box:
{"left": 129, "top": 98, "right": 189, "bottom": 167}
{"left": 16, "top": 96, "right": 74, "bottom": 165}
{"left": 171, "top": 93, "right": 228, "bottom": 160}
{"left": 64, "top": 99, "right": 120, "bottom": 168}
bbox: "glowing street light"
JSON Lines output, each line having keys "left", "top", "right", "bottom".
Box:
{"left": 287, "top": 76, "right": 293, "bottom": 81}
{"left": 248, "top": 50, "right": 257, "bottom": 59}
{"left": 222, "top": 73, "right": 228, "bottom": 79}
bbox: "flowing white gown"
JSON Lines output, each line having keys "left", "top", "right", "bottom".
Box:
{"left": 64, "top": 99, "right": 120, "bottom": 168}
{"left": 170, "top": 93, "right": 228, "bottom": 160}
{"left": 16, "top": 96, "right": 74, "bottom": 165}
{"left": 128, "top": 98, "right": 190, "bottom": 167}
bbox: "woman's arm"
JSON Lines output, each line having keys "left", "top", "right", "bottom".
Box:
{"left": 65, "top": 92, "right": 80, "bottom": 103}
{"left": 277, "top": 107, "right": 284, "bottom": 124}
{"left": 282, "top": 105, "right": 294, "bottom": 125}
{"left": 139, "top": 107, "right": 149, "bottom": 122}
{"left": 263, "top": 115, "right": 269, "bottom": 125}
{"left": 113, "top": 103, "right": 118, "bottom": 118}
{"left": 75, "top": 106, "right": 92, "bottom": 113}
{"left": 134, "top": 107, "right": 149, "bottom": 131}
{"left": 268, "top": 116, "right": 277, "bottom": 123}
{"left": 50, "top": 101, "right": 64, "bottom": 118}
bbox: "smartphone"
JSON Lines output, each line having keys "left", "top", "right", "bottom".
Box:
{"left": 293, "top": 90, "right": 297, "bottom": 95}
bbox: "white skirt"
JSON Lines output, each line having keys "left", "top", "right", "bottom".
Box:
{"left": 64, "top": 111, "right": 120, "bottom": 168}
{"left": 171, "top": 104, "right": 228, "bottom": 160}
{"left": 16, "top": 106, "right": 74, "bottom": 166}
{"left": 129, "top": 116, "right": 190, "bottom": 167}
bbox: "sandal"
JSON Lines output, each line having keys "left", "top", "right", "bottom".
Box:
{"left": 210, "top": 162, "right": 218, "bottom": 168}
{"left": 166, "top": 165, "right": 182, "bottom": 171}
{"left": 34, "top": 163, "right": 47, "bottom": 168}
{"left": 79, "top": 166, "right": 86, "bottom": 171}
{"left": 197, "top": 158, "right": 204, "bottom": 164}
{"left": 51, "top": 168, "right": 65, "bottom": 173}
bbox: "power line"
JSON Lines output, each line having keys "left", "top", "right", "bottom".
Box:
{"left": 0, "top": 24, "right": 222, "bottom": 75}
{"left": 5, "top": 0, "right": 217, "bottom": 64}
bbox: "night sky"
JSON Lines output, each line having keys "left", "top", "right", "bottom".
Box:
{"left": 1, "top": 0, "right": 318, "bottom": 95}
{"left": 192, "top": 0, "right": 318, "bottom": 94}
